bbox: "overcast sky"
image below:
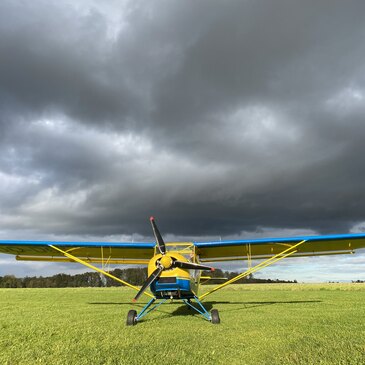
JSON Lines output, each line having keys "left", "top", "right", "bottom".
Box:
{"left": 0, "top": 0, "right": 364, "bottom": 281}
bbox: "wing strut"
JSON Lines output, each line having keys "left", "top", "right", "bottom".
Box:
{"left": 49, "top": 245, "right": 155, "bottom": 299}
{"left": 199, "top": 240, "right": 306, "bottom": 300}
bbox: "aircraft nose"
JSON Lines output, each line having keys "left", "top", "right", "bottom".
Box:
{"left": 159, "top": 255, "right": 173, "bottom": 269}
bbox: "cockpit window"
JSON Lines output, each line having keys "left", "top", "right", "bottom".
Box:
{"left": 154, "top": 242, "right": 195, "bottom": 262}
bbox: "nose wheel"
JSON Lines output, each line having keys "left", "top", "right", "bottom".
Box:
{"left": 211, "top": 309, "right": 220, "bottom": 324}
{"left": 126, "top": 309, "right": 137, "bottom": 326}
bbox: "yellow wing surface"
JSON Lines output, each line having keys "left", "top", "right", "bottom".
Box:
{"left": 0, "top": 240, "right": 155, "bottom": 265}
{"left": 1, "top": 233, "right": 365, "bottom": 264}
{"left": 194, "top": 232, "right": 365, "bottom": 262}
{"left": 194, "top": 233, "right": 365, "bottom": 299}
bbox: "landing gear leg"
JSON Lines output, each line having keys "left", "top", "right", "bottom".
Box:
{"left": 183, "top": 296, "right": 220, "bottom": 324}
{"left": 127, "top": 298, "right": 167, "bottom": 325}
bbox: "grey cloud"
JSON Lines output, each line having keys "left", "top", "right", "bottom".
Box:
{"left": 1, "top": 0, "right": 365, "bottom": 243}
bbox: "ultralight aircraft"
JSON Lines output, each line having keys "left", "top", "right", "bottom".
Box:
{"left": 1, "top": 217, "right": 365, "bottom": 325}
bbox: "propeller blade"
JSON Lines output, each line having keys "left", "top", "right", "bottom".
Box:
{"left": 133, "top": 266, "right": 163, "bottom": 302}
{"left": 173, "top": 261, "right": 215, "bottom": 271}
{"left": 150, "top": 216, "right": 166, "bottom": 255}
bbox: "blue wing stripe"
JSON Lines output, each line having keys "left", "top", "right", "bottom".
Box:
{"left": 0, "top": 240, "right": 155, "bottom": 248}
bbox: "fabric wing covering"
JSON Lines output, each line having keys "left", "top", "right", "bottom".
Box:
{"left": 0, "top": 233, "right": 365, "bottom": 263}
{"left": 0, "top": 241, "right": 155, "bottom": 264}
{"left": 194, "top": 233, "right": 365, "bottom": 262}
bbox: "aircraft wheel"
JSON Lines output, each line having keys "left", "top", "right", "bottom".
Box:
{"left": 126, "top": 310, "right": 137, "bottom": 326}
{"left": 211, "top": 309, "right": 220, "bottom": 324}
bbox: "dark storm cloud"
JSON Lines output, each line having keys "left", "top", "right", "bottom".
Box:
{"left": 1, "top": 0, "right": 365, "bottom": 240}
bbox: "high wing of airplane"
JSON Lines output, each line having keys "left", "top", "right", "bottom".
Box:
{"left": 1, "top": 217, "right": 364, "bottom": 325}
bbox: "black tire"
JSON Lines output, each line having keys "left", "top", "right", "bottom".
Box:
{"left": 211, "top": 309, "right": 220, "bottom": 324}
{"left": 126, "top": 310, "right": 137, "bottom": 326}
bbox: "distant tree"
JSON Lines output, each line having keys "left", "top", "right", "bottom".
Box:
{"left": 1, "top": 275, "right": 22, "bottom": 288}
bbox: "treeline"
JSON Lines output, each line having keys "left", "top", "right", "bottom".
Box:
{"left": 200, "top": 269, "right": 297, "bottom": 284}
{"left": 0, "top": 268, "right": 296, "bottom": 288}
{"left": 0, "top": 268, "right": 147, "bottom": 288}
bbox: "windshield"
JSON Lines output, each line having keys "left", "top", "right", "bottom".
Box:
{"left": 154, "top": 242, "right": 195, "bottom": 262}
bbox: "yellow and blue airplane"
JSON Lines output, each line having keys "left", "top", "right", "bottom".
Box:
{"left": 1, "top": 216, "right": 365, "bottom": 325}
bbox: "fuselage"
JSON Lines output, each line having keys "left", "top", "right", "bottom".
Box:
{"left": 148, "top": 245, "right": 200, "bottom": 299}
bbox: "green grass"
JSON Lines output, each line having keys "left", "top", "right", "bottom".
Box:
{"left": 0, "top": 284, "right": 364, "bottom": 365}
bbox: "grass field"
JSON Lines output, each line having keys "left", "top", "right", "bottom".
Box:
{"left": 0, "top": 283, "right": 364, "bottom": 365}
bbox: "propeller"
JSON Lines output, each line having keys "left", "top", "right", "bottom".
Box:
{"left": 133, "top": 265, "right": 164, "bottom": 302}
{"left": 133, "top": 217, "right": 215, "bottom": 301}
{"left": 150, "top": 216, "right": 166, "bottom": 255}
{"left": 172, "top": 261, "right": 214, "bottom": 271}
